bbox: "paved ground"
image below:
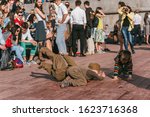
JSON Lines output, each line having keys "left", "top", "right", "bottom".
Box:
{"left": 0, "top": 44, "right": 150, "bottom": 100}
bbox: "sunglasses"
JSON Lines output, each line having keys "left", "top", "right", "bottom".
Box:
{"left": 16, "top": 29, "right": 20, "bottom": 32}
{"left": 18, "top": 14, "right": 23, "bottom": 16}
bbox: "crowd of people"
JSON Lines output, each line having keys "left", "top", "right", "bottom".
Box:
{"left": 0, "top": 0, "right": 150, "bottom": 87}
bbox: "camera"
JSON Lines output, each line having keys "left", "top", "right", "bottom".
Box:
{"left": 122, "top": 7, "right": 129, "bottom": 13}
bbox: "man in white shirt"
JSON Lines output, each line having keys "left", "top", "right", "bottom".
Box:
{"left": 20, "top": 22, "right": 37, "bottom": 64}
{"left": 133, "top": 10, "right": 142, "bottom": 45}
{"left": 70, "top": 0, "right": 87, "bottom": 57}
{"left": 55, "top": 0, "right": 68, "bottom": 55}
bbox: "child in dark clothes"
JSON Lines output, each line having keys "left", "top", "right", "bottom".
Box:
{"left": 113, "top": 50, "right": 133, "bottom": 80}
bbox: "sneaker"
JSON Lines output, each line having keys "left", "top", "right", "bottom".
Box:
{"left": 23, "top": 61, "right": 31, "bottom": 66}
{"left": 26, "top": 61, "right": 31, "bottom": 66}
{"left": 30, "top": 60, "right": 37, "bottom": 64}
{"left": 97, "top": 50, "right": 105, "bottom": 54}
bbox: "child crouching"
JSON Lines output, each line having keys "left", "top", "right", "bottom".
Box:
{"left": 113, "top": 50, "right": 133, "bottom": 80}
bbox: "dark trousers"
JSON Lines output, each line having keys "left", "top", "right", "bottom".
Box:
{"left": 72, "top": 24, "right": 85, "bottom": 54}
{"left": 133, "top": 25, "right": 142, "bottom": 45}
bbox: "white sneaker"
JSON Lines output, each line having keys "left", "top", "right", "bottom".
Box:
{"left": 30, "top": 60, "right": 37, "bottom": 64}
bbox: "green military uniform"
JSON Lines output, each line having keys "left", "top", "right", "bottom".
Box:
{"left": 39, "top": 48, "right": 104, "bottom": 87}
{"left": 39, "top": 47, "right": 77, "bottom": 81}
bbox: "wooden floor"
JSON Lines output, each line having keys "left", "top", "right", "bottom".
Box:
{"left": 0, "top": 44, "right": 150, "bottom": 100}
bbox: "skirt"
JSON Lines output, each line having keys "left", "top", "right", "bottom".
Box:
{"left": 95, "top": 29, "right": 105, "bottom": 43}
{"left": 35, "top": 21, "right": 46, "bottom": 42}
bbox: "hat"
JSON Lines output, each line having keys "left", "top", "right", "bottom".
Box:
{"left": 88, "top": 63, "right": 101, "bottom": 72}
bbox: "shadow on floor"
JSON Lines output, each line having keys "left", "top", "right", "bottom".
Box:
{"left": 134, "top": 47, "right": 150, "bottom": 51}
{"left": 102, "top": 68, "right": 150, "bottom": 90}
{"left": 30, "top": 72, "right": 57, "bottom": 81}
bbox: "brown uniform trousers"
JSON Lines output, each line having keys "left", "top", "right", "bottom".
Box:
{"left": 63, "top": 66, "right": 104, "bottom": 87}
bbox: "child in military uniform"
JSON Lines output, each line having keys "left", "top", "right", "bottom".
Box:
{"left": 38, "top": 47, "right": 105, "bottom": 87}
{"left": 60, "top": 63, "right": 106, "bottom": 88}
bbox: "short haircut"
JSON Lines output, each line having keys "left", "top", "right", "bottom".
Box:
{"left": 75, "top": 0, "right": 81, "bottom": 6}
{"left": 84, "top": 1, "right": 90, "bottom": 6}
{"left": 118, "top": 1, "right": 125, "bottom": 7}
{"left": 22, "top": 22, "right": 28, "bottom": 29}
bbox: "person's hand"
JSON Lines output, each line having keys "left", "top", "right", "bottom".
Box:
{"left": 30, "top": 40, "right": 37, "bottom": 46}
{"left": 0, "top": 45, "right": 6, "bottom": 50}
{"left": 58, "top": 20, "right": 62, "bottom": 24}
{"left": 101, "top": 72, "right": 106, "bottom": 78}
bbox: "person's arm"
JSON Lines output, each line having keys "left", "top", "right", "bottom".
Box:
{"left": 86, "top": 70, "right": 104, "bottom": 80}
{"left": 70, "top": 12, "right": 73, "bottom": 31}
{"left": 0, "top": 44, "right": 6, "bottom": 50}
{"left": 27, "top": 30, "right": 37, "bottom": 45}
{"left": 127, "top": 12, "right": 134, "bottom": 21}
{"left": 46, "top": 31, "right": 53, "bottom": 39}
{"left": 83, "top": 10, "right": 87, "bottom": 29}
{"left": 35, "top": 8, "right": 46, "bottom": 20}
{"left": 118, "top": 7, "right": 124, "bottom": 15}
{"left": 58, "top": 5, "right": 68, "bottom": 24}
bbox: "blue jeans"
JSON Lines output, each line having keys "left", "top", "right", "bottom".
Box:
{"left": 121, "top": 27, "right": 133, "bottom": 50}
{"left": 11, "top": 46, "right": 24, "bottom": 62}
{"left": 56, "top": 24, "right": 67, "bottom": 54}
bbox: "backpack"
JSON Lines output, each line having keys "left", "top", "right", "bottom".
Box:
{"left": 0, "top": 50, "right": 13, "bottom": 70}
{"left": 12, "top": 58, "right": 23, "bottom": 68}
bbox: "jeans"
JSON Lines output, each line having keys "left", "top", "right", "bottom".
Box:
{"left": 121, "top": 26, "right": 134, "bottom": 50}
{"left": 56, "top": 24, "right": 67, "bottom": 54}
{"left": 11, "top": 46, "right": 24, "bottom": 62}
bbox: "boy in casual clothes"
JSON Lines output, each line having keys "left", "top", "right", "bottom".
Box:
{"left": 113, "top": 50, "right": 133, "bottom": 80}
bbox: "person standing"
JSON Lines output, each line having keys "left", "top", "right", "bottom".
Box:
{"left": 84, "top": 1, "right": 95, "bottom": 55}
{"left": 118, "top": 5, "right": 135, "bottom": 54}
{"left": 133, "top": 10, "right": 142, "bottom": 45}
{"left": 144, "top": 12, "right": 150, "bottom": 45}
{"left": 117, "top": 1, "right": 126, "bottom": 51}
{"left": 34, "top": 0, "right": 46, "bottom": 44}
{"left": 55, "top": 0, "right": 68, "bottom": 55}
{"left": 70, "top": 0, "right": 87, "bottom": 57}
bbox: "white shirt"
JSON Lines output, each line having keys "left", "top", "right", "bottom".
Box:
{"left": 70, "top": 7, "right": 87, "bottom": 25}
{"left": 134, "top": 14, "right": 142, "bottom": 25}
{"left": 56, "top": 3, "right": 68, "bottom": 24}
{"left": 0, "top": 28, "right": 5, "bottom": 45}
{"left": 21, "top": 29, "right": 33, "bottom": 41}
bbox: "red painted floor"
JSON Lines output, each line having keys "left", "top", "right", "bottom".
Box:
{"left": 0, "top": 44, "right": 150, "bottom": 100}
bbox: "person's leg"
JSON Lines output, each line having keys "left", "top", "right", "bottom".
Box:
{"left": 20, "top": 42, "right": 27, "bottom": 61}
{"left": 137, "top": 25, "right": 142, "bottom": 45}
{"left": 79, "top": 25, "right": 86, "bottom": 55}
{"left": 121, "top": 27, "right": 128, "bottom": 50}
{"left": 72, "top": 25, "right": 78, "bottom": 56}
{"left": 145, "top": 35, "right": 150, "bottom": 45}
{"left": 27, "top": 43, "right": 37, "bottom": 61}
{"left": 11, "top": 46, "right": 24, "bottom": 62}
{"left": 61, "top": 66, "right": 87, "bottom": 87}
{"left": 56, "top": 24, "right": 67, "bottom": 54}
{"left": 127, "top": 31, "right": 135, "bottom": 54}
